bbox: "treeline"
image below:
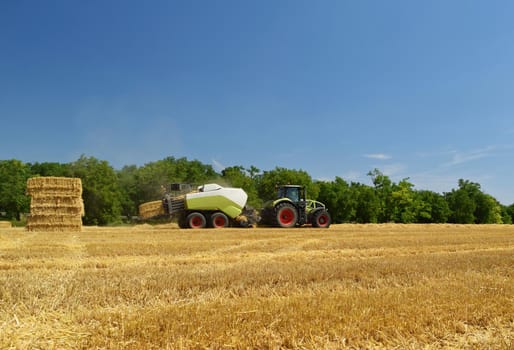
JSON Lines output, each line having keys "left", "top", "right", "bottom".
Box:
{"left": 1, "top": 155, "right": 513, "bottom": 225}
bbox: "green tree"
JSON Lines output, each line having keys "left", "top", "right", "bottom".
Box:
{"left": 69, "top": 155, "right": 123, "bottom": 225}
{"left": 29, "top": 162, "right": 70, "bottom": 177}
{"left": 117, "top": 165, "right": 139, "bottom": 218}
{"left": 177, "top": 158, "right": 218, "bottom": 184}
{"left": 446, "top": 179, "right": 503, "bottom": 224}
{"left": 416, "top": 190, "right": 450, "bottom": 223}
{"left": 136, "top": 157, "right": 218, "bottom": 204}
{"left": 390, "top": 178, "right": 418, "bottom": 223}
{"left": 352, "top": 182, "right": 380, "bottom": 223}
{"left": 504, "top": 204, "right": 514, "bottom": 224}
{"left": 317, "top": 177, "right": 355, "bottom": 223}
{"left": 367, "top": 169, "right": 393, "bottom": 222}
{"left": 247, "top": 165, "right": 260, "bottom": 179}
{"left": 475, "top": 194, "right": 503, "bottom": 224}
{"left": 446, "top": 190, "right": 475, "bottom": 224}
{"left": 0, "top": 160, "right": 31, "bottom": 220}
{"left": 446, "top": 180, "right": 480, "bottom": 224}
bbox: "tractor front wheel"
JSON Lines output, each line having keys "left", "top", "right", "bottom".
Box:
{"left": 312, "top": 210, "right": 331, "bottom": 228}
{"left": 275, "top": 203, "right": 298, "bottom": 228}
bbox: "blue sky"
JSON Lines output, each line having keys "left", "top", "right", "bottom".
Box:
{"left": 2, "top": 1, "right": 514, "bottom": 204}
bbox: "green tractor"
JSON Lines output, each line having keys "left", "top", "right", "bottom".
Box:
{"left": 260, "top": 185, "right": 331, "bottom": 228}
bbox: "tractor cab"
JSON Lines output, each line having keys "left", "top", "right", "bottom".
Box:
{"left": 277, "top": 185, "right": 304, "bottom": 203}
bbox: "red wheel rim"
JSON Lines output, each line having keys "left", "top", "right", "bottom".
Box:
{"left": 213, "top": 216, "right": 226, "bottom": 228}
{"left": 190, "top": 215, "right": 204, "bottom": 228}
{"left": 317, "top": 214, "right": 329, "bottom": 227}
{"left": 279, "top": 208, "right": 295, "bottom": 225}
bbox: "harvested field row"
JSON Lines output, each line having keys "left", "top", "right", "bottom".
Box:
{"left": 0, "top": 224, "right": 513, "bottom": 349}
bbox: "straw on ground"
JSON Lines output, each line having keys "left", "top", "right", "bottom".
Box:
{"left": 0, "top": 224, "right": 513, "bottom": 349}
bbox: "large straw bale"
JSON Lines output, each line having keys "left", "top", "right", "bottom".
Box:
{"left": 26, "top": 214, "right": 83, "bottom": 223}
{"left": 139, "top": 200, "right": 166, "bottom": 219}
{"left": 30, "top": 197, "right": 84, "bottom": 214}
{"left": 0, "top": 221, "right": 11, "bottom": 228}
{"left": 29, "top": 192, "right": 82, "bottom": 200}
{"left": 26, "top": 176, "right": 82, "bottom": 196}
{"left": 26, "top": 176, "right": 83, "bottom": 232}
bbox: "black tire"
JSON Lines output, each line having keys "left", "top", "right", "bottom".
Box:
{"left": 312, "top": 209, "right": 331, "bottom": 228}
{"left": 178, "top": 215, "right": 188, "bottom": 228}
{"left": 210, "top": 212, "right": 229, "bottom": 228}
{"left": 275, "top": 202, "right": 298, "bottom": 228}
{"left": 186, "top": 212, "right": 207, "bottom": 229}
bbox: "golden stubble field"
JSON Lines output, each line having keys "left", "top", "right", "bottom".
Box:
{"left": 0, "top": 224, "right": 513, "bottom": 349}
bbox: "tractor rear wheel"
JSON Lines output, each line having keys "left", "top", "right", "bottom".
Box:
{"left": 186, "top": 212, "right": 207, "bottom": 229}
{"left": 312, "top": 210, "right": 331, "bottom": 228}
{"left": 275, "top": 202, "right": 298, "bottom": 228}
{"left": 210, "top": 212, "right": 229, "bottom": 228}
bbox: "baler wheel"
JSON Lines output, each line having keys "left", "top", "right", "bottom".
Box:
{"left": 186, "top": 212, "right": 207, "bottom": 229}
{"left": 211, "top": 212, "right": 229, "bottom": 228}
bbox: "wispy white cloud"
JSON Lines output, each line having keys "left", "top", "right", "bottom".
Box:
{"left": 444, "top": 146, "right": 497, "bottom": 167}
{"left": 407, "top": 145, "right": 512, "bottom": 198}
{"left": 364, "top": 153, "right": 392, "bottom": 160}
{"left": 416, "top": 144, "right": 512, "bottom": 169}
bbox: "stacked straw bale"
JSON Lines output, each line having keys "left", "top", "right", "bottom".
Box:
{"left": 26, "top": 177, "right": 84, "bottom": 232}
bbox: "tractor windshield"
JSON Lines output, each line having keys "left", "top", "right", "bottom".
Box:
{"left": 278, "top": 187, "right": 301, "bottom": 202}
